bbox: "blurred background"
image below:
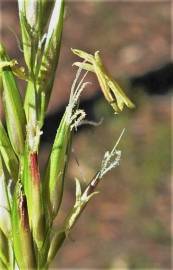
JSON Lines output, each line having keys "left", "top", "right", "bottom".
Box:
{"left": 0, "top": 0, "right": 171, "bottom": 269}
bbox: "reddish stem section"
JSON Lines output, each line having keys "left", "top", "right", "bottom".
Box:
{"left": 29, "top": 152, "right": 40, "bottom": 185}
{"left": 19, "top": 195, "right": 29, "bottom": 231}
{"left": 85, "top": 172, "right": 100, "bottom": 196}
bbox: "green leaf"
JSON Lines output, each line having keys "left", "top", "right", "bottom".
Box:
{"left": 0, "top": 259, "right": 6, "bottom": 270}
{"left": 18, "top": 9, "right": 32, "bottom": 71}
{"left": 0, "top": 44, "right": 26, "bottom": 157}
{"left": 0, "top": 154, "right": 11, "bottom": 238}
{"left": 46, "top": 178, "right": 98, "bottom": 264}
{"left": 23, "top": 150, "right": 45, "bottom": 250}
{"left": 44, "top": 111, "right": 72, "bottom": 223}
{"left": 47, "top": 229, "right": 66, "bottom": 265}
{"left": 18, "top": 0, "right": 42, "bottom": 71}
{"left": 24, "top": 80, "right": 37, "bottom": 124}
{"left": 36, "top": 0, "right": 65, "bottom": 123}
{"left": 43, "top": 66, "right": 89, "bottom": 225}
{"left": 0, "top": 228, "right": 10, "bottom": 269}
{"left": 23, "top": 0, "right": 65, "bottom": 127}
{"left": 12, "top": 182, "right": 36, "bottom": 269}
{"left": 40, "top": 0, "right": 55, "bottom": 34}
{"left": 0, "top": 121, "right": 19, "bottom": 181}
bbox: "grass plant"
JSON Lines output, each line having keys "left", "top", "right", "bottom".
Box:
{"left": 0, "top": 1, "right": 134, "bottom": 269}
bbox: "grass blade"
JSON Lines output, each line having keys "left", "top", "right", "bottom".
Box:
{"left": 0, "top": 44, "right": 26, "bottom": 157}
{"left": 0, "top": 154, "right": 11, "bottom": 238}
{"left": 12, "top": 182, "right": 36, "bottom": 269}
{"left": 36, "top": 0, "right": 64, "bottom": 123}
{"left": 23, "top": 149, "right": 45, "bottom": 250}
{"left": 44, "top": 112, "right": 72, "bottom": 223}
{"left": 0, "top": 228, "right": 10, "bottom": 269}
{"left": 0, "top": 121, "right": 19, "bottom": 182}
